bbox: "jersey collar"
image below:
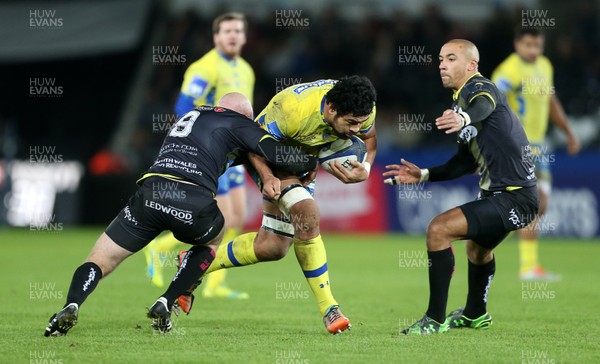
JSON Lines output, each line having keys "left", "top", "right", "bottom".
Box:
{"left": 320, "top": 95, "right": 327, "bottom": 123}
{"left": 216, "top": 49, "right": 237, "bottom": 65}
{"left": 453, "top": 72, "right": 482, "bottom": 100}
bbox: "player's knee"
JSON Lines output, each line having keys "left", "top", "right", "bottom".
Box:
{"left": 254, "top": 236, "right": 291, "bottom": 261}
{"left": 425, "top": 216, "right": 451, "bottom": 250}
{"left": 426, "top": 216, "right": 448, "bottom": 240}
{"left": 290, "top": 200, "right": 320, "bottom": 240}
{"left": 85, "top": 257, "right": 113, "bottom": 277}
{"left": 85, "top": 234, "right": 129, "bottom": 277}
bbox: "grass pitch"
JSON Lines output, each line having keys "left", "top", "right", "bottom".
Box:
{"left": 1, "top": 228, "right": 599, "bottom": 363}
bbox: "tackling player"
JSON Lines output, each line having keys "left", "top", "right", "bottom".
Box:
{"left": 384, "top": 40, "right": 539, "bottom": 334}
{"left": 144, "top": 12, "right": 254, "bottom": 298}
{"left": 176, "top": 76, "right": 377, "bottom": 334}
{"left": 492, "top": 28, "right": 580, "bottom": 281}
{"left": 44, "top": 93, "right": 316, "bottom": 336}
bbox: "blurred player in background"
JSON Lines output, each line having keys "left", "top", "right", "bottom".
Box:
{"left": 180, "top": 76, "right": 377, "bottom": 334}
{"left": 144, "top": 12, "right": 254, "bottom": 298}
{"left": 385, "top": 40, "right": 538, "bottom": 334}
{"left": 492, "top": 28, "right": 580, "bottom": 281}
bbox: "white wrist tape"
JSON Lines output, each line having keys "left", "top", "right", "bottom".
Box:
{"left": 458, "top": 111, "right": 471, "bottom": 127}
{"left": 419, "top": 168, "right": 429, "bottom": 182}
{"left": 363, "top": 162, "right": 371, "bottom": 175}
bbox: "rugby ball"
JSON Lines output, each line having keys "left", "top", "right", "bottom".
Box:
{"left": 318, "top": 136, "right": 367, "bottom": 173}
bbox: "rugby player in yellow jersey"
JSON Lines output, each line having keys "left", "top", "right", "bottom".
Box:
{"left": 179, "top": 76, "right": 377, "bottom": 334}
{"left": 144, "top": 13, "right": 254, "bottom": 298}
{"left": 492, "top": 28, "right": 580, "bottom": 281}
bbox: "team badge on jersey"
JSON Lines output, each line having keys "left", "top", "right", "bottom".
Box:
{"left": 458, "top": 126, "right": 478, "bottom": 143}
{"left": 188, "top": 76, "right": 209, "bottom": 98}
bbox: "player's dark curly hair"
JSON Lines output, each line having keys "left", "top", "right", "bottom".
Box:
{"left": 326, "top": 76, "right": 376, "bottom": 117}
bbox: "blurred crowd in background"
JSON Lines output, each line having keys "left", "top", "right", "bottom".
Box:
{"left": 1, "top": 0, "right": 598, "bottom": 230}
{"left": 133, "top": 3, "right": 600, "bottom": 171}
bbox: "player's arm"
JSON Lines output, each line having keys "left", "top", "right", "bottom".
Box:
{"left": 246, "top": 141, "right": 316, "bottom": 200}
{"left": 549, "top": 94, "right": 580, "bottom": 155}
{"left": 436, "top": 95, "right": 495, "bottom": 134}
{"left": 255, "top": 136, "right": 317, "bottom": 174}
{"left": 491, "top": 65, "right": 517, "bottom": 95}
{"left": 248, "top": 152, "right": 281, "bottom": 199}
{"left": 238, "top": 115, "right": 315, "bottom": 175}
{"left": 174, "top": 64, "right": 216, "bottom": 116}
{"left": 241, "top": 118, "right": 316, "bottom": 198}
{"left": 383, "top": 144, "right": 477, "bottom": 185}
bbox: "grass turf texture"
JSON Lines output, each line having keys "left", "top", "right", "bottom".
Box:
{"left": 1, "top": 228, "right": 599, "bottom": 363}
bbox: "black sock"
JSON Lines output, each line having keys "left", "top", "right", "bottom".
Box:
{"left": 65, "top": 262, "right": 103, "bottom": 307}
{"left": 425, "top": 247, "right": 455, "bottom": 323}
{"left": 161, "top": 245, "right": 215, "bottom": 307}
{"left": 463, "top": 257, "right": 495, "bottom": 318}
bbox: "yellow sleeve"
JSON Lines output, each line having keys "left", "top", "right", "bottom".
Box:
{"left": 180, "top": 60, "right": 217, "bottom": 100}
{"left": 256, "top": 92, "right": 299, "bottom": 141}
{"left": 491, "top": 60, "right": 519, "bottom": 95}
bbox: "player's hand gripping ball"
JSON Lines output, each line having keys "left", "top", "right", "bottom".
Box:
{"left": 318, "top": 136, "right": 367, "bottom": 173}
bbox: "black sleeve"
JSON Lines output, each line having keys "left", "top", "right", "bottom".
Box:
{"left": 256, "top": 137, "right": 317, "bottom": 174}
{"left": 428, "top": 143, "right": 478, "bottom": 182}
{"left": 230, "top": 117, "right": 317, "bottom": 174}
{"left": 463, "top": 95, "right": 495, "bottom": 124}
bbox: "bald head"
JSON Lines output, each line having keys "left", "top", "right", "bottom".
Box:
{"left": 439, "top": 39, "right": 480, "bottom": 91}
{"left": 446, "top": 39, "right": 480, "bottom": 63}
{"left": 217, "top": 92, "right": 253, "bottom": 119}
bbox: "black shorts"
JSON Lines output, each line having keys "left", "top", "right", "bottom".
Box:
{"left": 105, "top": 176, "right": 224, "bottom": 253}
{"left": 459, "top": 186, "right": 539, "bottom": 249}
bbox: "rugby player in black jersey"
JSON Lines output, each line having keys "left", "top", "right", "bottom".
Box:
{"left": 384, "top": 40, "right": 539, "bottom": 335}
{"left": 44, "top": 93, "right": 317, "bottom": 337}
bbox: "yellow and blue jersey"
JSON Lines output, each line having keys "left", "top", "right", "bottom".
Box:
{"left": 175, "top": 48, "right": 254, "bottom": 115}
{"left": 491, "top": 53, "right": 554, "bottom": 144}
{"left": 255, "top": 79, "right": 376, "bottom": 156}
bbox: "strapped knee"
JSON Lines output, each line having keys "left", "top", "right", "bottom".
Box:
{"left": 262, "top": 213, "right": 294, "bottom": 238}
{"left": 277, "top": 183, "right": 314, "bottom": 218}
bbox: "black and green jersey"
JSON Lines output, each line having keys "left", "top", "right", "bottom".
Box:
{"left": 431, "top": 73, "right": 536, "bottom": 191}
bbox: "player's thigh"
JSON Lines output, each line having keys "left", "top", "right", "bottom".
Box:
{"left": 426, "top": 208, "right": 468, "bottom": 250}
{"left": 215, "top": 193, "right": 234, "bottom": 228}
{"left": 262, "top": 198, "right": 294, "bottom": 244}
{"left": 228, "top": 185, "right": 247, "bottom": 228}
{"left": 533, "top": 145, "right": 552, "bottom": 214}
{"left": 458, "top": 198, "right": 508, "bottom": 250}
{"left": 256, "top": 199, "right": 294, "bottom": 258}
{"left": 216, "top": 167, "right": 234, "bottom": 217}
{"left": 458, "top": 187, "right": 540, "bottom": 250}
{"left": 86, "top": 232, "right": 135, "bottom": 276}
{"left": 536, "top": 183, "right": 549, "bottom": 215}
{"left": 104, "top": 185, "right": 163, "bottom": 255}
{"left": 168, "top": 188, "right": 226, "bottom": 247}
